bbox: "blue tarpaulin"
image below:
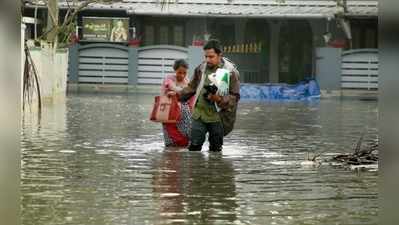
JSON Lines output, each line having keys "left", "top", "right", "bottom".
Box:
{"left": 240, "top": 79, "right": 320, "bottom": 101}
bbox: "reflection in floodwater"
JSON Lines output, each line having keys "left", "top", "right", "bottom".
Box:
{"left": 153, "top": 150, "right": 237, "bottom": 225}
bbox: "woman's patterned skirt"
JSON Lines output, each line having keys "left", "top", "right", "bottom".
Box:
{"left": 162, "top": 102, "right": 192, "bottom": 147}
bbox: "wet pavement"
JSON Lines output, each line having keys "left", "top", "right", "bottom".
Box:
{"left": 21, "top": 93, "right": 378, "bottom": 225}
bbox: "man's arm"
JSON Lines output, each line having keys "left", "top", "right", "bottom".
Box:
{"left": 178, "top": 66, "right": 201, "bottom": 102}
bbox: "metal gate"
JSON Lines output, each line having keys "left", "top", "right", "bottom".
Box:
{"left": 341, "top": 49, "right": 378, "bottom": 90}
{"left": 69, "top": 44, "right": 196, "bottom": 86}
{"left": 78, "top": 44, "right": 129, "bottom": 84}
{"left": 137, "top": 45, "right": 188, "bottom": 85}
{"left": 224, "top": 52, "right": 268, "bottom": 84}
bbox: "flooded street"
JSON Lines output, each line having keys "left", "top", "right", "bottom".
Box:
{"left": 21, "top": 93, "right": 378, "bottom": 225}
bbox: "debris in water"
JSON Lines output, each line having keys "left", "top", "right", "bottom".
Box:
{"left": 330, "top": 134, "right": 378, "bottom": 168}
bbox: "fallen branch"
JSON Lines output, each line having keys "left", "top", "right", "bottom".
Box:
{"left": 331, "top": 135, "right": 378, "bottom": 166}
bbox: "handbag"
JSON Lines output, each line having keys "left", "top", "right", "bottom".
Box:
{"left": 150, "top": 95, "right": 181, "bottom": 123}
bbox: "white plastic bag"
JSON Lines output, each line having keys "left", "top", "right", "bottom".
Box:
{"left": 208, "top": 68, "right": 230, "bottom": 96}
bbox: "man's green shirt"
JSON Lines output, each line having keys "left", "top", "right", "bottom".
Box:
{"left": 192, "top": 65, "right": 221, "bottom": 123}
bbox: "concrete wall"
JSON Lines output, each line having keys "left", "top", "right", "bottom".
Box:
{"left": 29, "top": 48, "right": 68, "bottom": 104}
{"left": 315, "top": 47, "right": 342, "bottom": 92}
{"left": 22, "top": 24, "right": 26, "bottom": 105}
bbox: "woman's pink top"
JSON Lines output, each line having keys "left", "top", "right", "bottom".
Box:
{"left": 161, "top": 74, "right": 195, "bottom": 109}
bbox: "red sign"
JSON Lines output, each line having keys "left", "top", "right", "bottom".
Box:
{"left": 328, "top": 39, "right": 348, "bottom": 48}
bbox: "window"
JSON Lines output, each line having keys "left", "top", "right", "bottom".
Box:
{"left": 141, "top": 19, "right": 185, "bottom": 46}
{"left": 160, "top": 25, "right": 169, "bottom": 44}
{"left": 144, "top": 25, "right": 154, "bottom": 45}
{"left": 365, "top": 28, "right": 377, "bottom": 48}
{"left": 174, "top": 26, "right": 184, "bottom": 46}
{"left": 219, "top": 24, "right": 235, "bottom": 45}
{"left": 352, "top": 26, "right": 361, "bottom": 49}
{"left": 350, "top": 20, "right": 378, "bottom": 49}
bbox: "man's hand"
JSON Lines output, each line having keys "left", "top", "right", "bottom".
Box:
{"left": 207, "top": 94, "right": 222, "bottom": 103}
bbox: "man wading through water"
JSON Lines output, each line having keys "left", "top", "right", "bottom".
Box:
{"left": 179, "top": 39, "right": 240, "bottom": 152}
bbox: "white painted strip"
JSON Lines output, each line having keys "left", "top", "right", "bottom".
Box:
{"left": 138, "top": 72, "right": 167, "bottom": 79}
{"left": 79, "top": 64, "right": 128, "bottom": 71}
{"left": 79, "top": 70, "right": 103, "bottom": 77}
{"left": 342, "top": 59, "right": 378, "bottom": 64}
{"left": 138, "top": 66, "right": 173, "bottom": 73}
{"left": 79, "top": 58, "right": 103, "bottom": 64}
{"left": 79, "top": 70, "right": 128, "bottom": 77}
{"left": 79, "top": 64, "right": 103, "bottom": 70}
{"left": 79, "top": 58, "right": 128, "bottom": 65}
{"left": 138, "top": 59, "right": 176, "bottom": 65}
{"left": 342, "top": 63, "right": 379, "bottom": 69}
{"left": 137, "top": 78, "right": 163, "bottom": 84}
{"left": 103, "top": 58, "right": 129, "bottom": 65}
{"left": 79, "top": 77, "right": 128, "bottom": 83}
{"left": 102, "top": 64, "right": 128, "bottom": 71}
{"left": 342, "top": 82, "right": 378, "bottom": 89}
{"left": 342, "top": 76, "right": 378, "bottom": 82}
{"left": 342, "top": 70, "right": 378, "bottom": 76}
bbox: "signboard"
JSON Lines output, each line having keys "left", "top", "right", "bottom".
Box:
{"left": 82, "top": 17, "right": 129, "bottom": 42}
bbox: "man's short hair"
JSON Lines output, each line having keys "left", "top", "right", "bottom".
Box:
{"left": 173, "top": 59, "right": 189, "bottom": 71}
{"left": 203, "top": 39, "right": 222, "bottom": 54}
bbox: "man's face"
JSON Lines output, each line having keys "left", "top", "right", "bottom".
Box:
{"left": 204, "top": 49, "right": 222, "bottom": 68}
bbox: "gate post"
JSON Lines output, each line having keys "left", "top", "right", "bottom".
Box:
{"left": 188, "top": 46, "right": 203, "bottom": 79}
{"left": 128, "top": 46, "right": 138, "bottom": 85}
{"left": 68, "top": 43, "right": 79, "bottom": 83}
{"left": 268, "top": 21, "right": 281, "bottom": 83}
{"left": 315, "top": 47, "right": 342, "bottom": 93}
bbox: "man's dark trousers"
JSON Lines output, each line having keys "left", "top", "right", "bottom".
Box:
{"left": 188, "top": 118, "right": 224, "bottom": 151}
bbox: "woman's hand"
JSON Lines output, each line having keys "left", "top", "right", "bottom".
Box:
{"left": 167, "top": 91, "right": 177, "bottom": 97}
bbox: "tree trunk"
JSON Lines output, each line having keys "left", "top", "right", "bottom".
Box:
{"left": 46, "top": 0, "right": 59, "bottom": 46}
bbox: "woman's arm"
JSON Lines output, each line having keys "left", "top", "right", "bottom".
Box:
{"left": 161, "top": 78, "right": 173, "bottom": 96}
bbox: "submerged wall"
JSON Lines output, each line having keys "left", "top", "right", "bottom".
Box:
{"left": 28, "top": 48, "right": 68, "bottom": 104}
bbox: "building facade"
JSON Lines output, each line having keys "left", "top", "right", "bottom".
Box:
{"left": 23, "top": 0, "right": 378, "bottom": 86}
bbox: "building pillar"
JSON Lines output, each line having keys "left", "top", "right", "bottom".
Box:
{"left": 315, "top": 47, "right": 342, "bottom": 92}
{"left": 309, "top": 19, "right": 328, "bottom": 49}
{"left": 309, "top": 19, "right": 335, "bottom": 78}
{"left": 268, "top": 21, "right": 280, "bottom": 83}
{"left": 308, "top": 19, "right": 327, "bottom": 77}
{"left": 188, "top": 46, "right": 203, "bottom": 79}
{"left": 68, "top": 43, "right": 79, "bottom": 83}
{"left": 128, "top": 46, "right": 138, "bottom": 85}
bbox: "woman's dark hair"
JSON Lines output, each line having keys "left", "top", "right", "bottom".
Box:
{"left": 173, "top": 59, "right": 189, "bottom": 71}
{"left": 203, "top": 39, "right": 222, "bottom": 54}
